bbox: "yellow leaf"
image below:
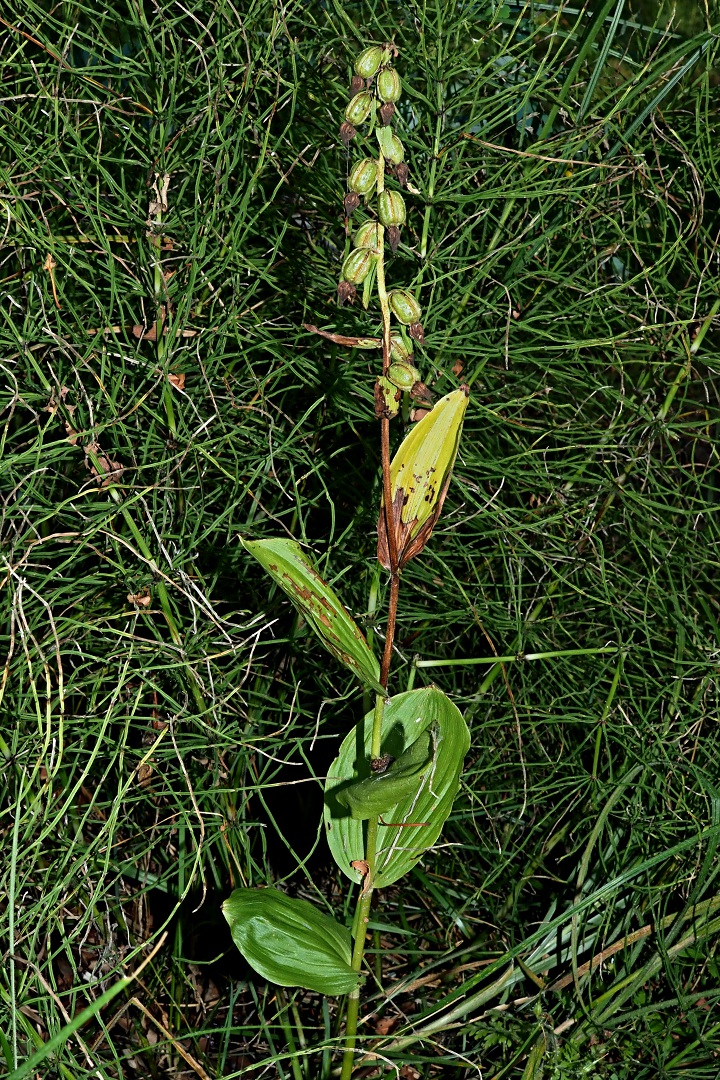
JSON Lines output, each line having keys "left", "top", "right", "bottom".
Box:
{"left": 378, "top": 385, "right": 469, "bottom": 570}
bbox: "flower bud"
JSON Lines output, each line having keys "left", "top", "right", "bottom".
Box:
{"left": 377, "top": 67, "right": 402, "bottom": 103}
{"left": 376, "top": 126, "right": 404, "bottom": 165}
{"left": 342, "top": 248, "right": 375, "bottom": 285}
{"left": 345, "top": 91, "right": 373, "bottom": 126}
{"left": 390, "top": 333, "right": 413, "bottom": 363}
{"left": 388, "top": 289, "right": 422, "bottom": 325}
{"left": 387, "top": 361, "right": 421, "bottom": 392}
{"left": 409, "top": 322, "right": 425, "bottom": 344}
{"left": 355, "top": 45, "right": 388, "bottom": 79}
{"left": 378, "top": 190, "right": 406, "bottom": 227}
{"left": 348, "top": 158, "right": 378, "bottom": 196}
{"left": 387, "top": 225, "right": 401, "bottom": 254}
{"left": 353, "top": 221, "right": 381, "bottom": 249}
{"left": 339, "top": 121, "right": 356, "bottom": 146}
{"left": 379, "top": 101, "right": 395, "bottom": 126}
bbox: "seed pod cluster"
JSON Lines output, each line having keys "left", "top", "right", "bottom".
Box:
{"left": 341, "top": 42, "right": 408, "bottom": 202}
{"left": 338, "top": 45, "right": 426, "bottom": 408}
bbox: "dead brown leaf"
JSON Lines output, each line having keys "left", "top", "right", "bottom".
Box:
{"left": 409, "top": 407, "right": 431, "bottom": 423}
{"left": 85, "top": 441, "right": 124, "bottom": 488}
{"left": 147, "top": 172, "right": 170, "bottom": 219}
{"left": 45, "top": 386, "right": 76, "bottom": 416}
{"left": 127, "top": 589, "right": 152, "bottom": 608}
{"left": 374, "top": 1016, "right": 399, "bottom": 1036}
{"left": 137, "top": 762, "right": 153, "bottom": 788}
{"left": 43, "top": 253, "right": 61, "bottom": 309}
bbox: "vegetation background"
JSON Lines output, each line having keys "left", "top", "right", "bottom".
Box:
{"left": 2, "top": 0, "right": 720, "bottom": 1077}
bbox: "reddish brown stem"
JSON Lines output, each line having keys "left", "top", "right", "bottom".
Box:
{"left": 380, "top": 572, "right": 400, "bottom": 688}
{"left": 380, "top": 416, "right": 399, "bottom": 579}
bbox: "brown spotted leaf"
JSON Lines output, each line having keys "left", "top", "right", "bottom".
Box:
{"left": 243, "top": 538, "right": 383, "bottom": 694}
{"left": 378, "top": 386, "right": 469, "bottom": 570}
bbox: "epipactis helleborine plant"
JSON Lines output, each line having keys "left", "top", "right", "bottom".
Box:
{"left": 223, "top": 42, "right": 470, "bottom": 1079}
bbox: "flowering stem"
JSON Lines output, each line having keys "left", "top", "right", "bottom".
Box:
{"left": 340, "top": 142, "right": 403, "bottom": 1080}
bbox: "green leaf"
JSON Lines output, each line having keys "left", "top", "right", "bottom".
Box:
{"left": 336, "top": 728, "right": 434, "bottom": 819}
{"left": 222, "top": 888, "right": 361, "bottom": 996}
{"left": 242, "top": 538, "right": 383, "bottom": 694}
{"left": 324, "top": 686, "right": 470, "bottom": 887}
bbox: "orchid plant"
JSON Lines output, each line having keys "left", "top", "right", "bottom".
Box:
{"left": 223, "top": 43, "right": 470, "bottom": 1078}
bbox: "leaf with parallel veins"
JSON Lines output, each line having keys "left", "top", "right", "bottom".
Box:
{"left": 243, "top": 537, "right": 384, "bottom": 694}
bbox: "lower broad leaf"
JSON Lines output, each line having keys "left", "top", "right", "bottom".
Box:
{"left": 222, "top": 888, "right": 361, "bottom": 996}
{"left": 324, "top": 686, "right": 470, "bottom": 888}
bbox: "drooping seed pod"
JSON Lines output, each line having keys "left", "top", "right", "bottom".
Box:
{"left": 355, "top": 45, "right": 386, "bottom": 80}
{"left": 339, "top": 121, "right": 356, "bottom": 146}
{"left": 342, "top": 248, "right": 375, "bottom": 285}
{"left": 387, "top": 361, "right": 421, "bottom": 391}
{"left": 349, "top": 73, "right": 364, "bottom": 96}
{"left": 344, "top": 192, "right": 361, "bottom": 217}
{"left": 377, "top": 67, "right": 402, "bottom": 103}
{"left": 348, "top": 158, "right": 378, "bottom": 196}
{"left": 345, "top": 92, "right": 373, "bottom": 127}
{"left": 390, "top": 333, "right": 413, "bottom": 363}
{"left": 377, "top": 386, "right": 470, "bottom": 570}
{"left": 379, "top": 101, "right": 395, "bottom": 126}
{"left": 387, "top": 225, "right": 401, "bottom": 254}
{"left": 409, "top": 322, "right": 425, "bottom": 344}
{"left": 353, "top": 221, "right": 381, "bottom": 249}
{"left": 395, "top": 163, "right": 409, "bottom": 188}
{"left": 378, "top": 190, "right": 406, "bottom": 227}
{"left": 376, "top": 126, "right": 404, "bottom": 165}
{"left": 388, "top": 289, "right": 422, "bottom": 325}
{"left": 337, "top": 281, "right": 357, "bottom": 306}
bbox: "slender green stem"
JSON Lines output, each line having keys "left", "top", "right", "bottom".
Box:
{"left": 591, "top": 651, "right": 625, "bottom": 786}
{"left": 8, "top": 777, "right": 23, "bottom": 1069}
{"left": 416, "top": 645, "right": 618, "bottom": 667}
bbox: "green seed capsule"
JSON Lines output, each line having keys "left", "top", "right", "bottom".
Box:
{"left": 376, "top": 126, "right": 404, "bottom": 165}
{"left": 353, "top": 221, "right": 381, "bottom": 249}
{"left": 354, "top": 46, "right": 385, "bottom": 80}
{"left": 378, "top": 190, "right": 406, "bottom": 227}
{"left": 342, "top": 248, "right": 375, "bottom": 284}
{"left": 387, "top": 361, "right": 421, "bottom": 391}
{"left": 377, "top": 67, "right": 402, "bottom": 103}
{"left": 388, "top": 289, "right": 422, "bottom": 325}
{"left": 345, "top": 92, "right": 373, "bottom": 126}
{"left": 348, "top": 158, "right": 378, "bottom": 196}
{"left": 390, "top": 333, "right": 412, "bottom": 363}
